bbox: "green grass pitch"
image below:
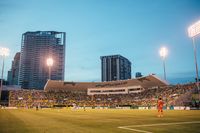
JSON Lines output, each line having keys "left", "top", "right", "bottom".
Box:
{"left": 0, "top": 109, "right": 200, "bottom": 133}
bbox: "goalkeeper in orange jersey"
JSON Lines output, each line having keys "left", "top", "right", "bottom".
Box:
{"left": 157, "top": 97, "right": 164, "bottom": 117}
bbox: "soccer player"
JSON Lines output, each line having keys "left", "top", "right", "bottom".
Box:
{"left": 157, "top": 97, "right": 164, "bottom": 117}
{"left": 83, "top": 104, "right": 86, "bottom": 111}
{"left": 36, "top": 105, "right": 39, "bottom": 111}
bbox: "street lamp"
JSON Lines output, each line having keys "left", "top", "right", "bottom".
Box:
{"left": 0, "top": 47, "right": 10, "bottom": 101}
{"left": 188, "top": 20, "right": 200, "bottom": 91}
{"left": 159, "top": 47, "right": 168, "bottom": 80}
{"left": 47, "top": 57, "right": 53, "bottom": 80}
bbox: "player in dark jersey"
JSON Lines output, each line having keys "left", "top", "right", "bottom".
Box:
{"left": 157, "top": 97, "right": 164, "bottom": 117}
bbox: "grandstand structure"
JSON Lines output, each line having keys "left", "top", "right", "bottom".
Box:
{"left": 7, "top": 74, "right": 199, "bottom": 108}
{"left": 44, "top": 74, "right": 168, "bottom": 95}
{"left": 3, "top": 73, "right": 197, "bottom": 109}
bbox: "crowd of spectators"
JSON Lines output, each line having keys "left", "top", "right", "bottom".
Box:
{"left": 9, "top": 83, "right": 199, "bottom": 108}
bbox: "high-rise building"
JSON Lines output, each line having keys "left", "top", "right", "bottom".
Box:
{"left": 135, "top": 72, "right": 143, "bottom": 78}
{"left": 7, "top": 52, "right": 20, "bottom": 85}
{"left": 100, "top": 55, "right": 131, "bottom": 81}
{"left": 19, "top": 31, "right": 66, "bottom": 89}
{"left": 7, "top": 71, "right": 12, "bottom": 85}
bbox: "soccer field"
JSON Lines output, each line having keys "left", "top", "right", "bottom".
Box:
{"left": 0, "top": 109, "right": 200, "bottom": 133}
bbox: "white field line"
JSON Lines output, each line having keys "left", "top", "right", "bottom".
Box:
{"left": 118, "top": 126, "right": 152, "bottom": 133}
{"left": 118, "top": 121, "right": 200, "bottom": 133}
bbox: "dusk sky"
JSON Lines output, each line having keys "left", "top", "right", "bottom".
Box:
{"left": 0, "top": 0, "right": 200, "bottom": 84}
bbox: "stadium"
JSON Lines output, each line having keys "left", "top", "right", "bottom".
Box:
{"left": 8, "top": 74, "right": 169, "bottom": 108}
{"left": 1, "top": 74, "right": 200, "bottom": 133}
{"left": 4, "top": 74, "right": 198, "bottom": 109}
{"left": 1, "top": 1, "right": 200, "bottom": 133}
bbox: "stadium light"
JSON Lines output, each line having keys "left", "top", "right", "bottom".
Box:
{"left": 0, "top": 47, "right": 10, "bottom": 101}
{"left": 159, "top": 47, "right": 168, "bottom": 80}
{"left": 188, "top": 20, "right": 200, "bottom": 38}
{"left": 188, "top": 20, "right": 200, "bottom": 91}
{"left": 47, "top": 57, "right": 53, "bottom": 80}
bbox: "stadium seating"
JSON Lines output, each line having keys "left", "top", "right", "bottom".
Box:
{"left": 9, "top": 82, "right": 199, "bottom": 108}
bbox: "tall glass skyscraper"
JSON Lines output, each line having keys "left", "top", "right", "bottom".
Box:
{"left": 7, "top": 52, "right": 20, "bottom": 85}
{"left": 19, "top": 31, "right": 66, "bottom": 89}
{"left": 100, "top": 55, "right": 131, "bottom": 82}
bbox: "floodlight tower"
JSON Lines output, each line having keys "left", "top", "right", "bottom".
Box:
{"left": 0, "top": 47, "right": 10, "bottom": 101}
{"left": 188, "top": 20, "right": 200, "bottom": 91}
{"left": 47, "top": 57, "right": 53, "bottom": 80}
{"left": 159, "top": 47, "right": 168, "bottom": 80}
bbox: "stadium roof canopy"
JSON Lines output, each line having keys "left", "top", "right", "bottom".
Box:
{"left": 44, "top": 75, "right": 168, "bottom": 92}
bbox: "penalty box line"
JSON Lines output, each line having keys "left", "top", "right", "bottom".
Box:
{"left": 118, "top": 121, "right": 200, "bottom": 133}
